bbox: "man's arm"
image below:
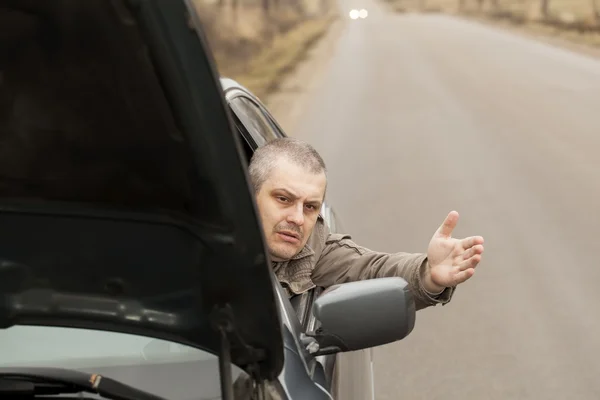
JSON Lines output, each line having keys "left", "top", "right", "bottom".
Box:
{"left": 310, "top": 233, "right": 455, "bottom": 311}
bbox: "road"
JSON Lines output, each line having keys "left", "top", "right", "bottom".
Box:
{"left": 290, "top": 1, "right": 600, "bottom": 399}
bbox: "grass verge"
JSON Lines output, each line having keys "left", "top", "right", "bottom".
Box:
{"left": 384, "top": 0, "right": 600, "bottom": 49}
{"left": 215, "top": 15, "right": 336, "bottom": 100}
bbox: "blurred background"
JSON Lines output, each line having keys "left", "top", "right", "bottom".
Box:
{"left": 194, "top": 0, "right": 600, "bottom": 101}
{"left": 196, "top": 0, "right": 600, "bottom": 399}
{"left": 192, "top": 0, "right": 336, "bottom": 99}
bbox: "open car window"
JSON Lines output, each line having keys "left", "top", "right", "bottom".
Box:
{"left": 225, "top": 93, "right": 331, "bottom": 330}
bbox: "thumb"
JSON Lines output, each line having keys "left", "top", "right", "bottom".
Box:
{"left": 437, "top": 211, "right": 459, "bottom": 238}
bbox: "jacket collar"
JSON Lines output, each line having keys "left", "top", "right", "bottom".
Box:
{"left": 291, "top": 244, "right": 314, "bottom": 260}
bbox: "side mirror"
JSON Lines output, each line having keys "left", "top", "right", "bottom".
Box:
{"left": 306, "top": 277, "right": 416, "bottom": 356}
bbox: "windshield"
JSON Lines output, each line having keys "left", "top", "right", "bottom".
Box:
{"left": 0, "top": 325, "right": 244, "bottom": 400}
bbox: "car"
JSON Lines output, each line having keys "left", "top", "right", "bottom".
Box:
{"left": 0, "top": 1, "right": 417, "bottom": 400}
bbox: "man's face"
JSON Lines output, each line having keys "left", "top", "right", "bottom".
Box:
{"left": 255, "top": 157, "right": 327, "bottom": 261}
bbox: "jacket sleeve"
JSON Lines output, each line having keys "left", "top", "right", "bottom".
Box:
{"left": 310, "top": 233, "right": 455, "bottom": 311}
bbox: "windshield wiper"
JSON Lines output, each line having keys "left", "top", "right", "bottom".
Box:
{"left": 0, "top": 367, "right": 166, "bottom": 400}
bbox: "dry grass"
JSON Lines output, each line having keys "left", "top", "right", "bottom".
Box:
{"left": 226, "top": 16, "right": 336, "bottom": 98}
{"left": 192, "top": 0, "right": 336, "bottom": 99}
{"left": 387, "top": 0, "right": 597, "bottom": 17}
{"left": 386, "top": 0, "right": 600, "bottom": 48}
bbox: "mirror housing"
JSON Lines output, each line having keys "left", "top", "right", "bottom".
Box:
{"left": 307, "top": 277, "right": 416, "bottom": 355}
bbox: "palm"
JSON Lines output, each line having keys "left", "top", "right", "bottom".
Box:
{"left": 427, "top": 211, "right": 484, "bottom": 288}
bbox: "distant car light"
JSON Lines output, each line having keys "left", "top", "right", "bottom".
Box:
{"left": 359, "top": 9, "right": 368, "bottom": 18}
{"left": 349, "top": 9, "right": 359, "bottom": 19}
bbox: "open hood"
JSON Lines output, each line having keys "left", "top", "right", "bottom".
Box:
{"left": 0, "top": 0, "right": 283, "bottom": 380}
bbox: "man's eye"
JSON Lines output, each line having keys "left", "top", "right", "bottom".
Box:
{"left": 277, "top": 196, "right": 289, "bottom": 203}
{"left": 305, "top": 205, "right": 316, "bottom": 211}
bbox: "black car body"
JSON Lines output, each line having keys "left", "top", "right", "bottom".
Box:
{"left": 0, "top": 1, "right": 416, "bottom": 399}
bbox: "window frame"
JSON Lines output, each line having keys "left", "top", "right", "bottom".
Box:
{"left": 227, "top": 94, "right": 283, "bottom": 147}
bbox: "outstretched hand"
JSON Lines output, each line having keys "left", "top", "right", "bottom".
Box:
{"left": 423, "top": 211, "right": 485, "bottom": 293}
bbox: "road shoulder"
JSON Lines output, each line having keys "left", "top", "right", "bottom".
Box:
{"left": 264, "top": 16, "right": 346, "bottom": 135}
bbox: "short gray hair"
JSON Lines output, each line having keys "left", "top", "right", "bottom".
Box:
{"left": 248, "top": 138, "right": 327, "bottom": 193}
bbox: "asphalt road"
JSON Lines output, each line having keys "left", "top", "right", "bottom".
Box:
{"left": 291, "top": 1, "right": 600, "bottom": 399}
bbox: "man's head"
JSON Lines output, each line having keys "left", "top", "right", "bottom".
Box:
{"left": 248, "top": 138, "right": 327, "bottom": 261}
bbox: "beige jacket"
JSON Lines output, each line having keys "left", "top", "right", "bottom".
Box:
{"left": 273, "top": 216, "right": 455, "bottom": 311}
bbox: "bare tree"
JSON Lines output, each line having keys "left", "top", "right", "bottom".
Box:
{"left": 540, "top": 0, "right": 550, "bottom": 19}
{"left": 592, "top": 0, "right": 600, "bottom": 23}
{"left": 231, "top": 0, "right": 239, "bottom": 24}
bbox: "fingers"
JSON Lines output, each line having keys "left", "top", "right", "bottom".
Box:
{"left": 438, "top": 210, "right": 459, "bottom": 238}
{"left": 453, "top": 268, "right": 476, "bottom": 285}
{"left": 461, "top": 235, "right": 484, "bottom": 250}
{"left": 432, "top": 262, "right": 478, "bottom": 288}
{"left": 457, "top": 253, "right": 482, "bottom": 271}
{"left": 459, "top": 244, "right": 484, "bottom": 261}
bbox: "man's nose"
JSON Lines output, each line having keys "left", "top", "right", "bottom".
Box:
{"left": 286, "top": 204, "right": 304, "bottom": 226}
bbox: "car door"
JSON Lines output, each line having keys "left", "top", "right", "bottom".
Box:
{"left": 302, "top": 207, "right": 375, "bottom": 400}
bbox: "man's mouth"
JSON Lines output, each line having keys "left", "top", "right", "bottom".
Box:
{"left": 277, "top": 231, "right": 301, "bottom": 243}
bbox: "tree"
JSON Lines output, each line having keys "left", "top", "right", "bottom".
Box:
{"left": 540, "top": 0, "right": 550, "bottom": 19}
{"left": 592, "top": 0, "right": 600, "bottom": 23}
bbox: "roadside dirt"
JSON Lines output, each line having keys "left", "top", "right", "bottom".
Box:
{"left": 264, "top": 17, "right": 346, "bottom": 135}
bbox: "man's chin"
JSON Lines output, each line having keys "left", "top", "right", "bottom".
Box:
{"left": 268, "top": 244, "right": 299, "bottom": 262}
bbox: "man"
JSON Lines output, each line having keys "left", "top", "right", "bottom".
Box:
{"left": 248, "top": 137, "right": 484, "bottom": 310}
